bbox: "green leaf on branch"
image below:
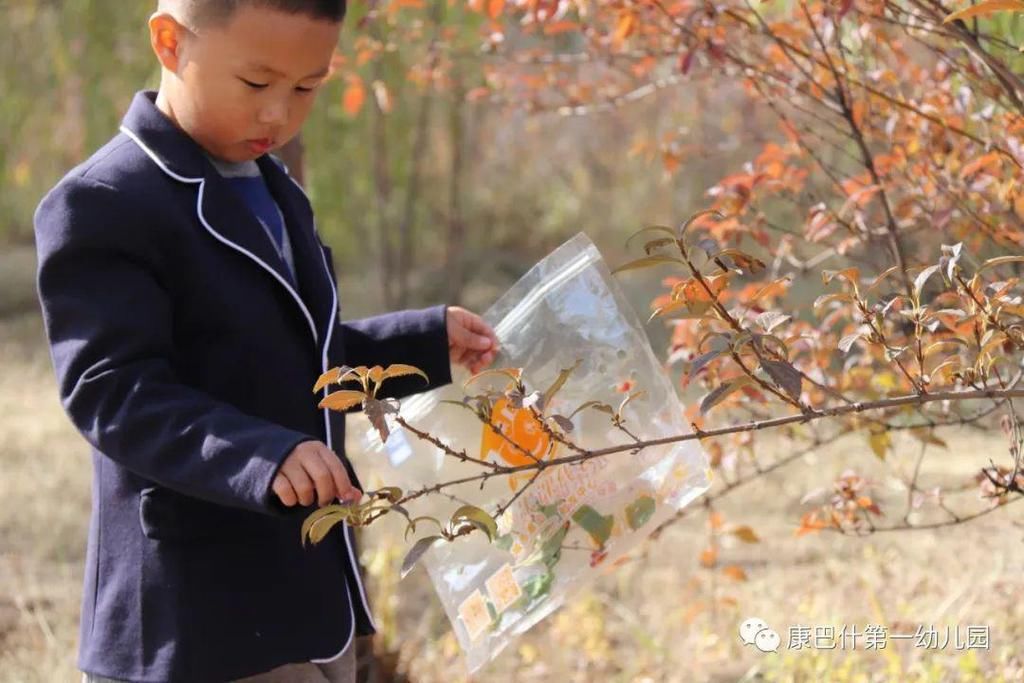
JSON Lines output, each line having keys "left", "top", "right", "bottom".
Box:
{"left": 612, "top": 254, "right": 685, "bottom": 275}
{"left": 626, "top": 225, "right": 677, "bottom": 250}
{"left": 760, "top": 358, "right": 803, "bottom": 402}
{"left": 679, "top": 209, "right": 725, "bottom": 238}
{"left": 868, "top": 428, "right": 891, "bottom": 460}
{"left": 301, "top": 504, "right": 353, "bottom": 547}
{"left": 369, "top": 486, "right": 403, "bottom": 503}
{"left": 617, "top": 390, "right": 647, "bottom": 416}
{"left": 404, "top": 516, "right": 443, "bottom": 541}
{"left": 401, "top": 535, "right": 442, "bottom": 579}
{"left": 688, "top": 347, "right": 726, "bottom": 380}
{"left": 644, "top": 237, "right": 678, "bottom": 255}
{"left": 866, "top": 265, "right": 902, "bottom": 293}
{"left": 716, "top": 249, "right": 766, "bottom": 275}
{"left": 839, "top": 333, "right": 863, "bottom": 354}
{"left": 756, "top": 311, "right": 791, "bottom": 334}
{"left": 548, "top": 414, "right": 575, "bottom": 433}
{"left": 699, "top": 377, "right": 753, "bottom": 415}
{"left": 977, "top": 255, "right": 1024, "bottom": 273}
{"left": 569, "top": 400, "right": 615, "bottom": 419}
{"left": 814, "top": 292, "right": 854, "bottom": 310}
{"left": 541, "top": 359, "right": 582, "bottom": 411}
{"left": 913, "top": 264, "right": 941, "bottom": 301}
{"left": 451, "top": 504, "right": 498, "bottom": 542}
{"left": 464, "top": 368, "right": 523, "bottom": 391}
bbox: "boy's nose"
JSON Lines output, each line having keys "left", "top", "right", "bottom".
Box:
{"left": 258, "top": 101, "right": 288, "bottom": 126}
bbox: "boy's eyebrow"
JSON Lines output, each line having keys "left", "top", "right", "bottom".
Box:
{"left": 248, "top": 64, "right": 331, "bottom": 80}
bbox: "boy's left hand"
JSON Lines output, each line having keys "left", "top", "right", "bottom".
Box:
{"left": 446, "top": 306, "right": 500, "bottom": 375}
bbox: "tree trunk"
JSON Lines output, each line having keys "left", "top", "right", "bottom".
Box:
{"left": 444, "top": 72, "right": 468, "bottom": 305}
{"left": 277, "top": 136, "right": 306, "bottom": 186}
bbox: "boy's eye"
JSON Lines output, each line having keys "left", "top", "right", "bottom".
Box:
{"left": 239, "top": 77, "right": 269, "bottom": 90}
{"left": 295, "top": 84, "right": 319, "bottom": 94}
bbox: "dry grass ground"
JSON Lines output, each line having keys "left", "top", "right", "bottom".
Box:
{"left": 1, "top": 244, "right": 1022, "bottom": 681}
{"left": 367, "top": 425, "right": 1024, "bottom": 683}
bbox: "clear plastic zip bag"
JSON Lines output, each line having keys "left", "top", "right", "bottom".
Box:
{"left": 348, "top": 232, "right": 711, "bottom": 672}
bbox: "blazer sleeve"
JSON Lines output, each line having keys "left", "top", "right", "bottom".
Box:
{"left": 35, "top": 175, "right": 311, "bottom": 514}
{"left": 338, "top": 305, "right": 453, "bottom": 400}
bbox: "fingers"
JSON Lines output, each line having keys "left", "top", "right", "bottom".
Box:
{"left": 466, "top": 313, "right": 500, "bottom": 349}
{"left": 272, "top": 474, "right": 298, "bottom": 507}
{"left": 451, "top": 325, "right": 493, "bottom": 351}
{"left": 280, "top": 458, "right": 317, "bottom": 506}
{"left": 449, "top": 308, "right": 498, "bottom": 352}
{"left": 273, "top": 440, "right": 367, "bottom": 509}
{"left": 320, "top": 449, "right": 361, "bottom": 504}
{"left": 453, "top": 343, "right": 498, "bottom": 374}
{"left": 302, "top": 449, "right": 336, "bottom": 507}
{"left": 450, "top": 345, "right": 471, "bottom": 367}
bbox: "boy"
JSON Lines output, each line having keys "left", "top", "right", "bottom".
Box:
{"left": 33, "top": 1, "right": 499, "bottom": 681}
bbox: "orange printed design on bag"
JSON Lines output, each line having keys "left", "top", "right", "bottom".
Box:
{"left": 480, "top": 398, "right": 558, "bottom": 489}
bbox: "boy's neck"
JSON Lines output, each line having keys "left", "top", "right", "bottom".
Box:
{"left": 154, "top": 87, "right": 182, "bottom": 133}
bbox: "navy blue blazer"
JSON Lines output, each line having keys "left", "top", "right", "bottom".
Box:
{"left": 34, "top": 91, "right": 452, "bottom": 682}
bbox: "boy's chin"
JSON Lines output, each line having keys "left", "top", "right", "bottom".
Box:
{"left": 207, "top": 145, "right": 266, "bottom": 164}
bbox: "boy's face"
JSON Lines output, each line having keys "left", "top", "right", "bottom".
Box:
{"left": 152, "top": 5, "right": 340, "bottom": 162}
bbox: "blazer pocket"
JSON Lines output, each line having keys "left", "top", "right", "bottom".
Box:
{"left": 139, "top": 487, "right": 255, "bottom": 543}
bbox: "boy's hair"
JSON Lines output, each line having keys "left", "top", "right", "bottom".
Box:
{"left": 159, "top": 0, "right": 347, "bottom": 27}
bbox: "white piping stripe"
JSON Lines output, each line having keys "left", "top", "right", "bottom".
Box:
{"left": 120, "top": 125, "right": 319, "bottom": 346}
{"left": 315, "top": 221, "right": 378, "bottom": 632}
{"left": 310, "top": 571, "right": 356, "bottom": 663}
{"left": 120, "top": 125, "right": 201, "bottom": 185}
{"left": 123, "top": 124, "right": 377, "bottom": 636}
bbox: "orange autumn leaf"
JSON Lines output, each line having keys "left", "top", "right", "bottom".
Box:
{"left": 944, "top": 0, "right": 1024, "bottom": 23}
{"left": 699, "top": 546, "right": 718, "bottom": 568}
{"left": 959, "top": 151, "right": 1003, "bottom": 179}
{"left": 709, "top": 510, "right": 725, "bottom": 530}
{"left": 613, "top": 11, "right": 637, "bottom": 45}
{"left": 663, "top": 151, "right": 682, "bottom": 174}
{"left": 722, "top": 565, "right": 748, "bottom": 582}
{"left": 543, "top": 20, "right": 579, "bottom": 35}
{"left": 343, "top": 76, "right": 366, "bottom": 116}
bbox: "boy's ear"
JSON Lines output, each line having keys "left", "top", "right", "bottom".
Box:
{"left": 149, "top": 12, "right": 188, "bottom": 73}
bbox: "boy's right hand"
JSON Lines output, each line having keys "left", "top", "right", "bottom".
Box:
{"left": 272, "top": 441, "right": 363, "bottom": 508}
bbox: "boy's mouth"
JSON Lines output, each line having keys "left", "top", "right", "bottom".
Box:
{"left": 247, "top": 138, "right": 275, "bottom": 154}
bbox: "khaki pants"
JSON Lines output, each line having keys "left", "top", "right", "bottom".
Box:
{"left": 83, "top": 640, "right": 357, "bottom": 683}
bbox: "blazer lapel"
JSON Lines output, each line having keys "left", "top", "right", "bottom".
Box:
{"left": 199, "top": 168, "right": 297, "bottom": 288}
{"left": 120, "top": 91, "right": 323, "bottom": 349}
{"left": 196, "top": 166, "right": 323, "bottom": 348}
{"left": 258, "top": 156, "right": 337, "bottom": 354}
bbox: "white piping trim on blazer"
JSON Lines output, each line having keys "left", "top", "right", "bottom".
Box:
{"left": 310, "top": 566, "right": 357, "bottom": 663}
{"left": 122, "top": 125, "right": 379, "bottom": 642}
{"left": 299, "top": 173, "right": 379, "bottom": 635}
{"left": 118, "top": 125, "right": 319, "bottom": 346}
